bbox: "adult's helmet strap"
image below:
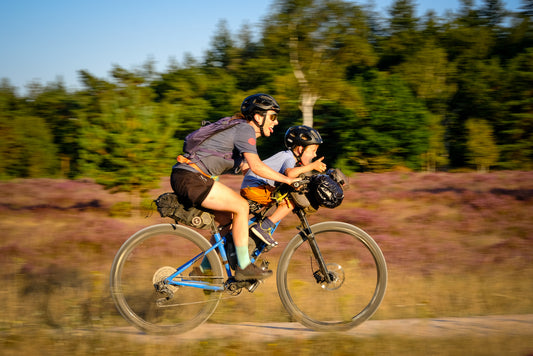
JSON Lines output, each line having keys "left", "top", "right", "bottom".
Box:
{"left": 253, "top": 114, "right": 267, "bottom": 137}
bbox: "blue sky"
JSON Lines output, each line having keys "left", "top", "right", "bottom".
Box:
{"left": 0, "top": 0, "right": 523, "bottom": 94}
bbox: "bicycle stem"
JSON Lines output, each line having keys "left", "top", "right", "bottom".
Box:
{"left": 295, "top": 209, "right": 333, "bottom": 284}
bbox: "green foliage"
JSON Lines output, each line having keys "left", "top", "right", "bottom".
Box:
{"left": 497, "top": 48, "right": 533, "bottom": 169}
{"left": 0, "top": 81, "right": 58, "bottom": 178}
{"left": 0, "top": 113, "right": 58, "bottom": 179}
{"left": 423, "top": 114, "right": 449, "bottom": 172}
{"left": 379, "top": 0, "right": 421, "bottom": 69}
{"left": 25, "top": 81, "right": 81, "bottom": 177}
{"left": 394, "top": 41, "right": 457, "bottom": 113}
{"left": 338, "top": 72, "right": 430, "bottom": 172}
{"left": 77, "top": 68, "right": 181, "bottom": 193}
{"left": 466, "top": 118, "right": 500, "bottom": 172}
{"left": 267, "top": 0, "right": 377, "bottom": 126}
{"left": 1, "top": 0, "right": 533, "bottom": 186}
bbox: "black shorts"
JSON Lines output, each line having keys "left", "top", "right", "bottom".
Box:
{"left": 170, "top": 167, "right": 215, "bottom": 208}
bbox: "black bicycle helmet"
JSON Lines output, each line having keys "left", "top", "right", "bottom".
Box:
{"left": 284, "top": 125, "right": 323, "bottom": 150}
{"left": 241, "top": 93, "right": 280, "bottom": 119}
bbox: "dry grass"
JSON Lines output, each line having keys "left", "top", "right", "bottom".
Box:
{"left": 1, "top": 172, "right": 532, "bottom": 354}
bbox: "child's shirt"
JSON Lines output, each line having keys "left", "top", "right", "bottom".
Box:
{"left": 241, "top": 150, "right": 296, "bottom": 189}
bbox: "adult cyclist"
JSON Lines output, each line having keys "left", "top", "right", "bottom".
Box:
{"left": 170, "top": 94, "right": 299, "bottom": 281}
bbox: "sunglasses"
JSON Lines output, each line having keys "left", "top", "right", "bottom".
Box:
{"left": 267, "top": 113, "right": 278, "bottom": 122}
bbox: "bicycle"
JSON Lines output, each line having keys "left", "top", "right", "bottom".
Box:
{"left": 109, "top": 174, "right": 387, "bottom": 335}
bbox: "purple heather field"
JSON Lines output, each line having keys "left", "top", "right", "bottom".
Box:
{"left": 1, "top": 171, "right": 531, "bottom": 277}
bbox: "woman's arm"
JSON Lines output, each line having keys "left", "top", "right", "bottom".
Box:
{"left": 243, "top": 152, "right": 297, "bottom": 185}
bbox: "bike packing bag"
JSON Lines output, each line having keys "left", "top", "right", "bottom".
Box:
{"left": 154, "top": 192, "right": 214, "bottom": 230}
{"left": 308, "top": 174, "right": 344, "bottom": 209}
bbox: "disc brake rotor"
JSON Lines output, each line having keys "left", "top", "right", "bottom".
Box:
{"left": 321, "top": 263, "right": 345, "bottom": 291}
{"left": 152, "top": 266, "right": 180, "bottom": 294}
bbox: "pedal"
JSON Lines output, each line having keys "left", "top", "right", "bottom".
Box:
{"left": 224, "top": 278, "right": 243, "bottom": 296}
{"left": 247, "top": 279, "right": 263, "bottom": 293}
{"left": 259, "top": 259, "right": 270, "bottom": 270}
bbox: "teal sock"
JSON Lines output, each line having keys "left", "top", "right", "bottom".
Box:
{"left": 200, "top": 257, "right": 212, "bottom": 272}
{"left": 236, "top": 245, "right": 251, "bottom": 269}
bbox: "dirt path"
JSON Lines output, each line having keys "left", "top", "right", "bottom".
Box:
{"left": 106, "top": 314, "right": 533, "bottom": 342}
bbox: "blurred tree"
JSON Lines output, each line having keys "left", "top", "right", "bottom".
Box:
{"left": 312, "top": 100, "right": 358, "bottom": 168}
{"left": 497, "top": 48, "right": 533, "bottom": 169}
{"left": 457, "top": 0, "right": 480, "bottom": 26}
{"left": 4, "top": 0, "right": 533, "bottom": 175}
{"left": 0, "top": 81, "right": 23, "bottom": 178}
{"left": 506, "top": 0, "right": 533, "bottom": 58}
{"left": 264, "top": 0, "right": 376, "bottom": 127}
{"left": 25, "top": 81, "right": 81, "bottom": 178}
{"left": 232, "top": 23, "right": 288, "bottom": 91}
{"left": 465, "top": 118, "right": 499, "bottom": 171}
{"left": 479, "top": 0, "right": 507, "bottom": 28}
{"left": 152, "top": 64, "right": 213, "bottom": 134}
{"left": 522, "top": 0, "right": 533, "bottom": 16}
{"left": 448, "top": 57, "right": 504, "bottom": 167}
{"left": 201, "top": 68, "right": 239, "bottom": 120}
{"left": 2, "top": 115, "right": 58, "bottom": 178}
{"left": 0, "top": 80, "right": 58, "bottom": 178}
{"left": 441, "top": 0, "right": 501, "bottom": 167}
{"left": 394, "top": 41, "right": 457, "bottom": 114}
{"left": 423, "top": 114, "right": 449, "bottom": 172}
{"left": 339, "top": 71, "right": 430, "bottom": 172}
{"left": 378, "top": 0, "right": 421, "bottom": 70}
{"left": 204, "top": 20, "right": 236, "bottom": 69}
{"left": 77, "top": 68, "right": 181, "bottom": 193}
{"left": 420, "top": 10, "right": 442, "bottom": 39}
{"left": 0, "top": 79, "right": 20, "bottom": 111}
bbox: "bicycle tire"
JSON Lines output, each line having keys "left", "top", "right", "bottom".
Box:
{"left": 277, "top": 221, "right": 387, "bottom": 331}
{"left": 110, "top": 224, "right": 224, "bottom": 334}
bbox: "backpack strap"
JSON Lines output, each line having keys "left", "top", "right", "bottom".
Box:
{"left": 176, "top": 155, "right": 219, "bottom": 181}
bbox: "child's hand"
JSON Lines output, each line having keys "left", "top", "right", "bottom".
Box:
{"left": 310, "top": 157, "right": 327, "bottom": 172}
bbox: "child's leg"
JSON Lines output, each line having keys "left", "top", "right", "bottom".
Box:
{"left": 250, "top": 200, "right": 294, "bottom": 246}
{"left": 265, "top": 202, "right": 293, "bottom": 225}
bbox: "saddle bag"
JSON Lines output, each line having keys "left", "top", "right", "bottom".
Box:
{"left": 154, "top": 192, "right": 214, "bottom": 230}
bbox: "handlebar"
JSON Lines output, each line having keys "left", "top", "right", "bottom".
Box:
{"left": 289, "top": 175, "right": 313, "bottom": 190}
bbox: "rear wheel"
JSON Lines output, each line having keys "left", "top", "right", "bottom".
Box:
{"left": 110, "top": 224, "right": 224, "bottom": 334}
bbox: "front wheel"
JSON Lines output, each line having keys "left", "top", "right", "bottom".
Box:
{"left": 277, "top": 221, "right": 387, "bottom": 331}
{"left": 110, "top": 224, "right": 224, "bottom": 334}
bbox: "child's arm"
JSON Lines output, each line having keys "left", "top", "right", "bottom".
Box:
{"left": 285, "top": 157, "right": 326, "bottom": 178}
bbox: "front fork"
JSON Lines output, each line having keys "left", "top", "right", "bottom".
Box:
{"left": 295, "top": 209, "right": 333, "bottom": 284}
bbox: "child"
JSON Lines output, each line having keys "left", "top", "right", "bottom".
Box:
{"left": 241, "top": 125, "right": 327, "bottom": 246}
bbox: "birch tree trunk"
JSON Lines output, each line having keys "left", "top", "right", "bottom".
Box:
{"left": 300, "top": 91, "right": 319, "bottom": 127}
{"left": 289, "top": 24, "right": 319, "bottom": 128}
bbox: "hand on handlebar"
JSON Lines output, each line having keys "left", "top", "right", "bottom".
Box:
{"left": 290, "top": 175, "right": 312, "bottom": 190}
{"left": 288, "top": 177, "right": 302, "bottom": 188}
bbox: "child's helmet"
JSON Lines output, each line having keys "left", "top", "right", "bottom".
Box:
{"left": 284, "top": 125, "right": 323, "bottom": 150}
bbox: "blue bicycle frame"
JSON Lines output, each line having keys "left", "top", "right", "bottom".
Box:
{"left": 160, "top": 217, "right": 281, "bottom": 292}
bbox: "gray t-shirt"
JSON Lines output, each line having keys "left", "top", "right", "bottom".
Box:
{"left": 174, "top": 122, "right": 258, "bottom": 176}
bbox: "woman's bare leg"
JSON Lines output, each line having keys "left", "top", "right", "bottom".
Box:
{"left": 201, "top": 181, "right": 250, "bottom": 250}
{"left": 201, "top": 181, "right": 273, "bottom": 279}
